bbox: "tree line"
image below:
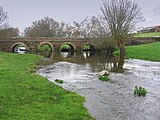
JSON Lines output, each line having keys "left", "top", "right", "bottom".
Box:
{"left": 24, "top": 16, "right": 108, "bottom": 38}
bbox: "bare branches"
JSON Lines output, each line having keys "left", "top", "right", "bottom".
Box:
{"left": 73, "top": 16, "right": 109, "bottom": 38}
{"left": 100, "top": 0, "right": 143, "bottom": 55}
{"left": 101, "top": 0, "right": 143, "bottom": 36}
{"left": 0, "top": 6, "right": 8, "bottom": 27}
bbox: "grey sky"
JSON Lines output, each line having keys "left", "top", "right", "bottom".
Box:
{"left": 1, "top": 0, "right": 160, "bottom": 32}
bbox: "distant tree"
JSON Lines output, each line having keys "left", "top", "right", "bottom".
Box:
{"left": 100, "top": 0, "right": 143, "bottom": 56}
{"left": 0, "top": 25, "right": 19, "bottom": 39}
{"left": 0, "top": 5, "right": 8, "bottom": 28}
{"left": 24, "top": 17, "right": 76, "bottom": 38}
{"left": 24, "top": 17, "right": 58, "bottom": 37}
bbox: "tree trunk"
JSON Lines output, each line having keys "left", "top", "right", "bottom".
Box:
{"left": 118, "top": 54, "right": 125, "bottom": 69}
{"left": 117, "top": 39, "right": 126, "bottom": 56}
{"left": 117, "top": 39, "right": 125, "bottom": 69}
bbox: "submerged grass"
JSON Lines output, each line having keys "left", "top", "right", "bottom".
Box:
{"left": 0, "top": 52, "right": 93, "bottom": 120}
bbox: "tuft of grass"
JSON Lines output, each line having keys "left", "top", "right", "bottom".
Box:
{"left": 134, "top": 86, "right": 147, "bottom": 97}
{"left": 99, "top": 75, "right": 110, "bottom": 81}
{"left": 55, "top": 79, "right": 64, "bottom": 84}
{"left": 133, "top": 32, "right": 160, "bottom": 37}
{"left": 0, "top": 52, "right": 93, "bottom": 120}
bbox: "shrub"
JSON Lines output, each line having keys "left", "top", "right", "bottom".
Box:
{"left": 134, "top": 86, "right": 147, "bottom": 96}
{"left": 99, "top": 75, "right": 109, "bottom": 81}
{"left": 95, "top": 38, "right": 116, "bottom": 55}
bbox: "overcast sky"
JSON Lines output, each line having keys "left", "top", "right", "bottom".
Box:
{"left": 1, "top": 0, "right": 160, "bottom": 33}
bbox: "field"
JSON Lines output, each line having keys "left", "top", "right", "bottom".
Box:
{"left": 126, "top": 42, "right": 160, "bottom": 61}
{"left": 133, "top": 32, "right": 160, "bottom": 37}
{"left": 114, "top": 42, "right": 160, "bottom": 61}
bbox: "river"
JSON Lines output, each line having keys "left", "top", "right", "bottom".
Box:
{"left": 37, "top": 52, "right": 160, "bottom": 120}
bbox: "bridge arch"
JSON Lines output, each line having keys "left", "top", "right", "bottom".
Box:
{"left": 11, "top": 42, "right": 29, "bottom": 52}
{"left": 60, "top": 42, "right": 76, "bottom": 52}
{"left": 37, "top": 42, "right": 54, "bottom": 52}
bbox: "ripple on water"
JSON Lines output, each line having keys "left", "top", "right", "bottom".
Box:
{"left": 37, "top": 59, "right": 160, "bottom": 120}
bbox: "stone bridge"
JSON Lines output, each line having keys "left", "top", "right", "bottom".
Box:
{"left": 0, "top": 37, "right": 97, "bottom": 52}
{"left": 0, "top": 37, "right": 159, "bottom": 52}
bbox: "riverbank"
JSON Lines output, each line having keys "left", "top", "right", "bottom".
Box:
{"left": 0, "top": 52, "right": 93, "bottom": 120}
{"left": 126, "top": 42, "right": 160, "bottom": 61}
{"left": 115, "top": 42, "right": 160, "bottom": 62}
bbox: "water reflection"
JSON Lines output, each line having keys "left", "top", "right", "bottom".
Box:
{"left": 37, "top": 51, "right": 124, "bottom": 72}
{"left": 36, "top": 51, "right": 53, "bottom": 58}
{"left": 37, "top": 53, "right": 160, "bottom": 120}
{"left": 60, "top": 51, "right": 74, "bottom": 58}
{"left": 83, "top": 51, "right": 91, "bottom": 58}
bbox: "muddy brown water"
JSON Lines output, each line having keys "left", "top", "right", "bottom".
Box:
{"left": 37, "top": 52, "right": 160, "bottom": 120}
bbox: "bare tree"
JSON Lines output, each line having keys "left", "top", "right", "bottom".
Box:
{"left": 24, "top": 17, "right": 78, "bottom": 38}
{"left": 24, "top": 17, "right": 60, "bottom": 37}
{"left": 101, "top": 0, "right": 143, "bottom": 56}
{"left": 0, "top": 24, "right": 19, "bottom": 39}
{"left": 0, "top": 6, "right": 8, "bottom": 27}
{"left": 73, "top": 16, "right": 109, "bottom": 38}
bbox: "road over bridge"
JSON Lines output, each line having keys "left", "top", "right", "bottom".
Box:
{"left": 0, "top": 37, "right": 97, "bottom": 52}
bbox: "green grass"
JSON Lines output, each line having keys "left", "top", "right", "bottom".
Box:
{"left": 61, "top": 44, "right": 71, "bottom": 49}
{"left": 38, "top": 45, "right": 52, "bottom": 52}
{"left": 133, "top": 32, "right": 160, "bottom": 37}
{"left": 126, "top": 42, "right": 160, "bottom": 61}
{"left": 0, "top": 52, "right": 93, "bottom": 120}
{"left": 115, "top": 42, "right": 160, "bottom": 61}
{"left": 83, "top": 45, "right": 91, "bottom": 50}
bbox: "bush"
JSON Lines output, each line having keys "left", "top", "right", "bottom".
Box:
{"left": 95, "top": 38, "right": 116, "bottom": 55}
{"left": 134, "top": 86, "right": 147, "bottom": 96}
{"left": 99, "top": 75, "right": 109, "bottom": 81}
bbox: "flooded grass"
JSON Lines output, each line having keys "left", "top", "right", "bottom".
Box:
{"left": 0, "top": 52, "right": 93, "bottom": 120}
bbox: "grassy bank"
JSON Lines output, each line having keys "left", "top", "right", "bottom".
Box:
{"left": 0, "top": 52, "right": 93, "bottom": 120}
{"left": 114, "top": 42, "right": 160, "bottom": 61}
{"left": 133, "top": 32, "right": 160, "bottom": 37}
{"left": 126, "top": 42, "right": 160, "bottom": 61}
